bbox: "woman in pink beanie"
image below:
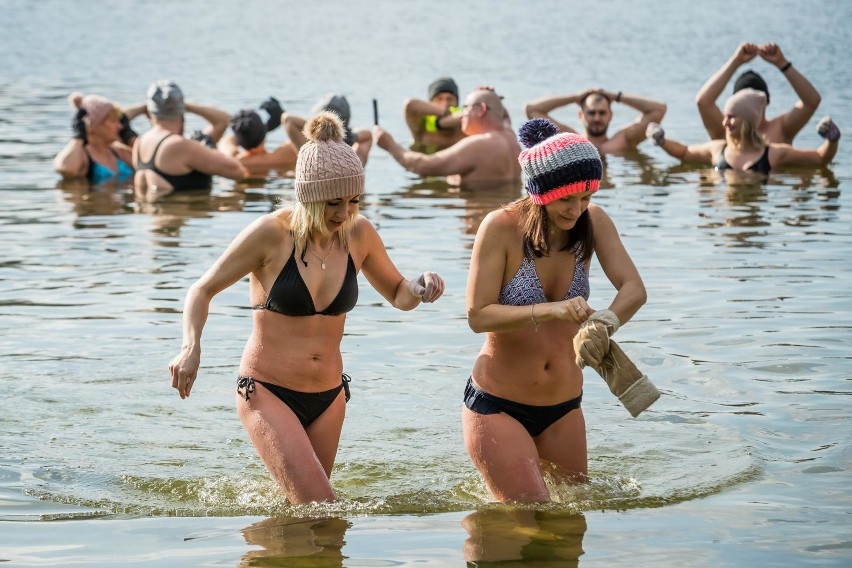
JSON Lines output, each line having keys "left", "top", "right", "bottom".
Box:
{"left": 53, "top": 92, "right": 136, "bottom": 184}
{"left": 646, "top": 89, "right": 840, "bottom": 175}
{"left": 168, "top": 112, "right": 445, "bottom": 504}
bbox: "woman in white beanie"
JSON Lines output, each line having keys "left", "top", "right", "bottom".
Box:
{"left": 647, "top": 89, "right": 840, "bottom": 174}
{"left": 168, "top": 111, "right": 445, "bottom": 504}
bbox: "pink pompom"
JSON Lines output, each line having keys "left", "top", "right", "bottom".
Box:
{"left": 68, "top": 92, "right": 84, "bottom": 109}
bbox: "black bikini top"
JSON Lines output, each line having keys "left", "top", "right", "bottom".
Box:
{"left": 135, "top": 133, "right": 213, "bottom": 191}
{"left": 254, "top": 244, "right": 358, "bottom": 316}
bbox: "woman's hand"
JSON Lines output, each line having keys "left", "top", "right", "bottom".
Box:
{"left": 555, "top": 297, "right": 592, "bottom": 324}
{"left": 169, "top": 347, "right": 201, "bottom": 399}
{"left": 408, "top": 272, "right": 445, "bottom": 303}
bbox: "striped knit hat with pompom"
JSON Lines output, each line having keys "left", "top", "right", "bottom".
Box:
{"left": 517, "top": 118, "right": 602, "bottom": 205}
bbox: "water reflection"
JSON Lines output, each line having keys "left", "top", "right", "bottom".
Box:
{"left": 462, "top": 508, "right": 587, "bottom": 567}
{"left": 384, "top": 177, "right": 523, "bottom": 238}
{"left": 240, "top": 516, "right": 350, "bottom": 567}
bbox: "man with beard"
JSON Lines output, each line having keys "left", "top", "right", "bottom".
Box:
{"left": 524, "top": 88, "right": 666, "bottom": 155}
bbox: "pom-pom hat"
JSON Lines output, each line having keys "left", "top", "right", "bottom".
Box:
{"left": 518, "top": 118, "right": 602, "bottom": 205}
{"left": 294, "top": 111, "right": 364, "bottom": 202}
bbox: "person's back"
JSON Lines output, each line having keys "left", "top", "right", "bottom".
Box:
{"left": 134, "top": 80, "right": 246, "bottom": 201}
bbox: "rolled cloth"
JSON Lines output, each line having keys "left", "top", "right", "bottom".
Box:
{"left": 573, "top": 310, "right": 660, "bottom": 417}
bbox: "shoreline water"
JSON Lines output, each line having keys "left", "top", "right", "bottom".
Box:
{"left": 3, "top": 492, "right": 846, "bottom": 567}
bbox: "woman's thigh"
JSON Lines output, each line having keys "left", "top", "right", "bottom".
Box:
{"left": 534, "top": 408, "right": 588, "bottom": 481}
{"left": 236, "top": 388, "right": 337, "bottom": 504}
{"left": 462, "top": 406, "right": 549, "bottom": 503}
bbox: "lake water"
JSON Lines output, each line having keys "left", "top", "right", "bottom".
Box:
{"left": 1, "top": 0, "right": 850, "bottom": 566}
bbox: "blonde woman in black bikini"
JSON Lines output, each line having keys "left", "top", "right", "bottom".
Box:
{"left": 647, "top": 89, "right": 840, "bottom": 175}
{"left": 169, "top": 112, "right": 444, "bottom": 504}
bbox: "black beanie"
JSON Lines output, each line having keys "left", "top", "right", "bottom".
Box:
{"left": 733, "top": 70, "right": 770, "bottom": 104}
{"left": 230, "top": 109, "right": 266, "bottom": 150}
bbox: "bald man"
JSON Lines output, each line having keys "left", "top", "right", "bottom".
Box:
{"left": 374, "top": 87, "right": 520, "bottom": 187}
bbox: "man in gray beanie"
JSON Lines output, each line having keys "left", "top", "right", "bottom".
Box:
{"left": 281, "top": 93, "right": 373, "bottom": 166}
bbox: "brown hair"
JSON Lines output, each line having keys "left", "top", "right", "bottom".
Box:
{"left": 505, "top": 197, "right": 594, "bottom": 263}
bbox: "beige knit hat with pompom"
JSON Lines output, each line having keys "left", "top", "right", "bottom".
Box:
{"left": 294, "top": 111, "right": 364, "bottom": 202}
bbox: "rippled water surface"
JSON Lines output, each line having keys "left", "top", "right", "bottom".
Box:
{"left": 1, "top": 0, "right": 851, "bottom": 566}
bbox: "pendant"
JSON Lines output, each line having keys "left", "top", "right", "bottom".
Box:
{"left": 321, "top": 262, "right": 326, "bottom": 270}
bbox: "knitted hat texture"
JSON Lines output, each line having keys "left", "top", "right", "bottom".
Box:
{"left": 724, "top": 88, "right": 767, "bottom": 128}
{"left": 518, "top": 119, "right": 602, "bottom": 205}
{"left": 294, "top": 111, "right": 365, "bottom": 202}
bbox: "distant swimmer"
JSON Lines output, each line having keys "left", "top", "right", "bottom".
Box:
{"left": 374, "top": 86, "right": 521, "bottom": 187}
{"left": 696, "top": 42, "right": 821, "bottom": 144}
{"left": 218, "top": 97, "right": 299, "bottom": 174}
{"left": 524, "top": 87, "right": 667, "bottom": 155}
{"left": 647, "top": 89, "right": 839, "bottom": 173}
{"left": 403, "top": 76, "right": 466, "bottom": 151}
{"left": 133, "top": 80, "right": 247, "bottom": 202}
{"left": 53, "top": 92, "right": 136, "bottom": 184}
{"left": 283, "top": 94, "right": 373, "bottom": 166}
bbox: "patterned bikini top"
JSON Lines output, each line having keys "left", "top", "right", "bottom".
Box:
{"left": 498, "top": 242, "right": 590, "bottom": 306}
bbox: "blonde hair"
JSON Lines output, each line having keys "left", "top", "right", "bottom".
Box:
{"left": 731, "top": 119, "right": 765, "bottom": 151}
{"left": 289, "top": 200, "right": 357, "bottom": 257}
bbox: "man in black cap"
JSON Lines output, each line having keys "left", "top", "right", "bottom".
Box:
{"left": 403, "top": 77, "right": 466, "bottom": 151}
{"left": 696, "top": 42, "right": 821, "bottom": 144}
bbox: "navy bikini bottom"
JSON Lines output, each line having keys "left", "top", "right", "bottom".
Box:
{"left": 464, "top": 376, "right": 581, "bottom": 437}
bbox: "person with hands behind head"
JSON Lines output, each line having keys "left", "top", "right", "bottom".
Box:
{"left": 53, "top": 92, "right": 135, "bottom": 184}
{"left": 696, "top": 42, "right": 821, "bottom": 144}
{"left": 133, "top": 79, "right": 248, "bottom": 202}
{"left": 523, "top": 87, "right": 666, "bottom": 154}
{"left": 218, "top": 97, "right": 299, "bottom": 175}
{"left": 648, "top": 89, "right": 839, "bottom": 174}
{"left": 168, "top": 111, "right": 445, "bottom": 504}
{"left": 463, "top": 119, "right": 646, "bottom": 503}
{"left": 374, "top": 86, "right": 521, "bottom": 187}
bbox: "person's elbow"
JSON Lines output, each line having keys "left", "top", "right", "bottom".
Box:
{"left": 523, "top": 102, "right": 542, "bottom": 119}
{"left": 653, "top": 102, "right": 667, "bottom": 122}
{"left": 466, "top": 307, "right": 488, "bottom": 334}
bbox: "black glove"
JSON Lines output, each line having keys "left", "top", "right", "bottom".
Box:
{"left": 118, "top": 113, "right": 138, "bottom": 146}
{"left": 72, "top": 108, "right": 88, "bottom": 144}
{"left": 190, "top": 130, "right": 216, "bottom": 149}
{"left": 259, "top": 96, "right": 284, "bottom": 132}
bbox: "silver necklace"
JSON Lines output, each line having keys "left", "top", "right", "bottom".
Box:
{"left": 306, "top": 238, "right": 335, "bottom": 270}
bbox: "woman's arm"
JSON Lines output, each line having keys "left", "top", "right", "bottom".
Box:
{"left": 53, "top": 139, "right": 89, "bottom": 178}
{"left": 587, "top": 205, "right": 646, "bottom": 325}
{"left": 358, "top": 217, "right": 443, "bottom": 310}
{"left": 169, "top": 215, "right": 281, "bottom": 398}
{"left": 695, "top": 42, "right": 759, "bottom": 140}
{"left": 647, "top": 123, "right": 718, "bottom": 164}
